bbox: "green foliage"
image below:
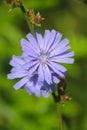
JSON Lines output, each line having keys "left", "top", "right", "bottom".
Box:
{"left": 0, "top": 0, "right": 87, "bottom": 130}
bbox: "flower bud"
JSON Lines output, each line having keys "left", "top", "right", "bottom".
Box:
{"left": 61, "top": 95, "right": 70, "bottom": 102}
{"left": 27, "top": 9, "right": 44, "bottom": 27}
{"left": 27, "top": 9, "right": 34, "bottom": 16}
{"left": 34, "top": 15, "right": 42, "bottom": 24}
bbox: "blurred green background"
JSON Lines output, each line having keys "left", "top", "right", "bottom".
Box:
{"left": 0, "top": 0, "right": 87, "bottom": 130}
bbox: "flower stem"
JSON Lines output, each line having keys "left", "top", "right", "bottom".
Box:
{"left": 52, "top": 93, "right": 63, "bottom": 130}
{"left": 56, "top": 103, "right": 63, "bottom": 130}
{"left": 19, "top": 3, "right": 35, "bottom": 35}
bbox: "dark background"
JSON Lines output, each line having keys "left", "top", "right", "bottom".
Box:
{"left": 0, "top": 0, "right": 87, "bottom": 130}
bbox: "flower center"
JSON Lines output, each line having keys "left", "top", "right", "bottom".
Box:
{"left": 39, "top": 51, "right": 49, "bottom": 64}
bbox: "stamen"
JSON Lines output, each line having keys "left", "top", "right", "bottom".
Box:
{"left": 39, "top": 51, "right": 49, "bottom": 64}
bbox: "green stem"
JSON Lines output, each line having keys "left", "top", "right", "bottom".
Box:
{"left": 19, "top": 4, "right": 35, "bottom": 36}
{"left": 52, "top": 93, "right": 63, "bottom": 130}
{"left": 56, "top": 103, "right": 63, "bottom": 130}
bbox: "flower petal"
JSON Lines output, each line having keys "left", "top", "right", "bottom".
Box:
{"left": 27, "top": 33, "right": 40, "bottom": 52}
{"left": 43, "top": 64, "right": 52, "bottom": 84}
{"left": 22, "top": 52, "right": 37, "bottom": 62}
{"left": 53, "top": 75, "right": 60, "bottom": 83}
{"left": 21, "top": 39, "right": 30, "bottom": 52}
{"left": 49, "top": 51, "right": 74, "bottom": 63}
{"left": 45, "top": 29, "right": 57, "bottom": 52}
{"left": 36, "top": 31, "right": 44, "bottom": 50}
{"left": 44, "top": 30, "right": 51, "bottom": 49}
{"left": 26, "top": 81, "right": 41, "bottom": 97}
{"left": 49, "top": 32, "right": 62, "bottom": 51}
{"left": 57, "top": 51, "right": 74, "bottom": 58}
{"left": 57, "top": 38, "right": 69, "bottom": 48}
{"left": 47, "top": 61, "right": 65, "bottom": 77}
{"left": 34, "top": 84, "right": 41, "bottom": 97}
{"left": 29, "top": 62, "right": 40, "bottom": 75}
{"left": 38, "top": 64, "right": 44, "bottom": 82}
{"left": 21, "top": 39, "right": 38, "bottom": 56}
{"left": 24, "top": 60, "right": 39, "bottom": 70}
{"left": 10, "top": 56, "right": 25, "bottom": 67}
{"left": 50, "top": 46, "right": 71, "bottom": 57}
{"left": 25, "top": 81, "right": 33, "bottom": 94}
{"left": 7, "top": 70, "right": 27, "bottom": 79}
{"left": 57, "top": 57, "right": 74, "bottom": 64}
{"left": 51, "top": 62, "right": 66, "bottom": 72}
{"left": 42, "top": 90, "right": 49, "bottom": 98}
{"left": 14, "top": 77, "right": 28, "bottom": 90}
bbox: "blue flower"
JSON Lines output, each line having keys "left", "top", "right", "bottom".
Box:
{"left": 7, "top": 29, "right": 74, "bottom": 97}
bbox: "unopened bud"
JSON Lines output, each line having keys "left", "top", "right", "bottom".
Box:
{"left": 34, "top": 15, "right": 42, "bottom": 23}
{"left": 27, "top": 10, "right": 44, "bottom": 27}
{"left": 27, "top": 9, "right": 34, "bottom": 16}
{"left": 61, "top": 95, "right": 70, "bottom": 102}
